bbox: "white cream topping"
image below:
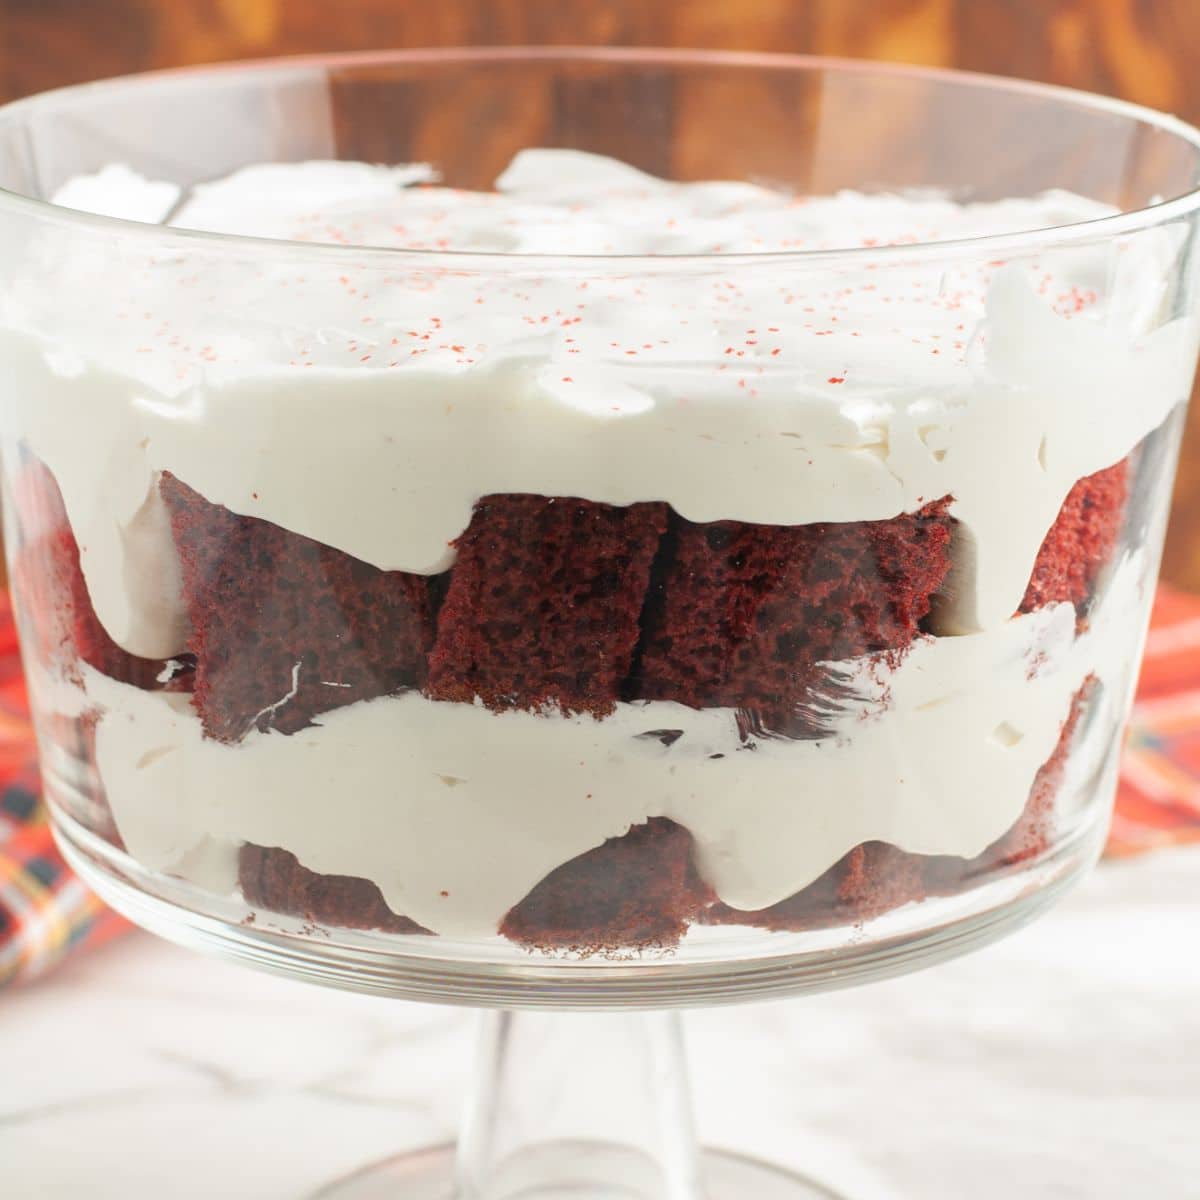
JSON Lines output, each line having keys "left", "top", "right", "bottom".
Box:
{"left": 9, "top": 271, "right": 1187, "bottom": 646}
{"left": 32, "top": 551, "right": 1145, "bottom": 938}
{"left": 51, "top": 163, "right": 182, "bottom": 224}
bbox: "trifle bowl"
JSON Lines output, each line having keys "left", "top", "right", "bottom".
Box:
{"left": 2, "top": 48, "right": 1199, "bottom": 1198}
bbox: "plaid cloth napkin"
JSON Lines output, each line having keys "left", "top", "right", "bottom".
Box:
{"left": 1108, "top": 584, "right": 1200, "bottom": 856}
{"left": 3, "top": 586, "right": 1200, "bottom": 987}
{"left": 0, "top": 596, "right": 126, "bottom": 986}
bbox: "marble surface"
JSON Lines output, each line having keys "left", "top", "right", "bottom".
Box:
{"left": 2, "top": 848, "right": 1199, "bottom": 1199}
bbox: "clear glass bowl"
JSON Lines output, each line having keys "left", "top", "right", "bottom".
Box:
{"left": 3, "top": 47, "right": 1200, "bottom": 1005}
{"left": 2, "top": 48, "right": 1199, "bottom": 1198}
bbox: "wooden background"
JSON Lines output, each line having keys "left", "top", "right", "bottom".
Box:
{"left": 4, "top": 0, "right": 1200, "bottom": 588}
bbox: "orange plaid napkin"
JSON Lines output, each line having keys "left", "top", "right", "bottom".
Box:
{"left": 1110, "top": 583, "right": 1200, "bottom": 856}
{"left": 2, "top": 586, "right": 1200, "bottom": 986}
{"left": 0, "top": 595, "right": 126, "bottom": 987}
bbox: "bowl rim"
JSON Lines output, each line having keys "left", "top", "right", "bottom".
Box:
{"left": 3, "top": 44, "right": 1200, "bottom": 271}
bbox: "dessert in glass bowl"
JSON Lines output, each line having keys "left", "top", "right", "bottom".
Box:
{"left": 2, "top": 49, "right": 1198, "bottom": 1198}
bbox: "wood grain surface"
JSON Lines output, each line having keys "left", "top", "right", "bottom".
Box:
{"left": 3, "top": 0, "right": 1200, "bottom": 587}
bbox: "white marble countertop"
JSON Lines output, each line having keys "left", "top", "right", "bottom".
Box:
{"left": 2, "top": 847, "right": 1199, "bottom": 1199}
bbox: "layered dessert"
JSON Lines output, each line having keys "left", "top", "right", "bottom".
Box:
{"left": 2, "top": 151, "right": 1191, "bottom": 952}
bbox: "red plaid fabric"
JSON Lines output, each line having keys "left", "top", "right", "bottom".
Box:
{"left": 3, "top": 585, "right": 1200, "bottom": 987}
{"left": 1110, "top": 584, "right": 1200, "bottom": 855}
{"left": 0, "top": 596, "right": 126, "bottom": 986}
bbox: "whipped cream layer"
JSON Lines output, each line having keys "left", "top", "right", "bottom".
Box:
{"left": 2, "top": 152, "right": 1194, "bottom": 658}
{"left": 35, "top": 551, "right": 1147, "bottom": 939}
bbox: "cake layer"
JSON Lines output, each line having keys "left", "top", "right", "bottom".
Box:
{"left": 634, "top": 500, "right": 953, "bottom": 733}
{"left": 151, "top": 480, "right": 953, "bottom": 738}
{"left": 499, "top": 818, "right": 713, "bottom": 952}
{"left": 161, "top": 472, "right": 434, "bottom": 742}
{"left": 427, "top": 494, "right": 667, "bottom": 716}
{"left": 982, "top": 678, "right": 1096, "bottom": 869}
{"left": 1020, "top": 462, "right": 1129, "bottom": 619}
{"left": 8, "top": 458, "right": 187, "bottom": 691}
{"left": 703, "top": 841, "right": 941, "bottom": 933}
{"left": 238, "top": 845, "right": 426, "bottom": 936}
{"left": 149, "top": 445, "right": 1112, "bottom": 745}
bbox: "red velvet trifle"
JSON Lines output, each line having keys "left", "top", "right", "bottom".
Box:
{"left": 3, "top": 148, "right": 1192, "bottom": 956}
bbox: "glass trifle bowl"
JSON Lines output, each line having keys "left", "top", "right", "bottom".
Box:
{"left": 3, "top": 48, "right": 1200, "bottom": 1197}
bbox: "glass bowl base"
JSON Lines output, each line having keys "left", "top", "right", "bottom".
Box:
{"left": 52, "top": 801, "right": 1107, "bottom": 1010}
{"left": 312, "top": 1141, "right": 851, "bottom": 1199}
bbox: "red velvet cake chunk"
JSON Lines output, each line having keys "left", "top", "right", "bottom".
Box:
{"left": 426, "top": 495, "right": 668, "bottom": 716}
{"left": 980, "top": 679, "right": 1095, "bottom": 869}
{"left": 9, "top": 459, "right": 180, "bottom": 690}
{"left": 1021, "top": 459, "right": 1129, "bottom": 616}
{"left": 704, "top": 841, "right": 934, "bottom": 932}
{"left": 239, "top": 845, "right": 425, "bottom": 935}
{"left": 161, "top": 473, "right": 435, "bottom": 743}
{"left": 633, "top": 501, "right": 954, "bottom": 733}
{"left": 500, "top": 818, "right": 713, "bottom": 951}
